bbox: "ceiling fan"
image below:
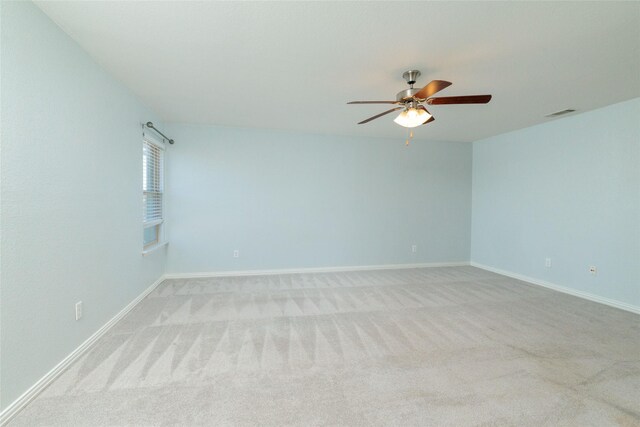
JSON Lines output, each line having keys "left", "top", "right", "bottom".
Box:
{"left": 348, "top": 70, "right": 492, "bottom": 128}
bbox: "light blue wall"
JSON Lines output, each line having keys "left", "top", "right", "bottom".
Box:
{"left": 1, "top": 2, "right": 166, "bottom": 409}
{"left": 165, "top": 125, "right": 472, "bottom": 274}
{"left": 471, "top": 98, "right": 640, "bottom": 308}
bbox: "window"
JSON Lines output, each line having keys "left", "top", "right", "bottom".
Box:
{"left": 143, "top": 136, "right": 165, "bottom": 249}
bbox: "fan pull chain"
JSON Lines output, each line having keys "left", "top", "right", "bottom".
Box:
{"left": 405, "top": 129, "right": 414, "bottom": 146}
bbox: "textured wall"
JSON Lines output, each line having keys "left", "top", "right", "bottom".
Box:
{"left": 1, "top": 2, "right": 166, "bottom": 409}
{"left": 471, "top": 98, "right": 640, "bottom": 308}
{"left": 165, "top": 125, "right": 472, "bottom": 274}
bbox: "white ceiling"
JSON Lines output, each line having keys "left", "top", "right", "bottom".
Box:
{"left": 36, "top": 1, "right": 640, "bottom": 142}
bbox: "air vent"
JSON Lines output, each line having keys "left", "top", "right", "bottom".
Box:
{"left": 545, "top": 109, "right": 576, "bottom": 117}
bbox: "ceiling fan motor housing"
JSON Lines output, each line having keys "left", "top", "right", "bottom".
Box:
{"left": 396, "top": 88, "right": 421, "bottom": 102}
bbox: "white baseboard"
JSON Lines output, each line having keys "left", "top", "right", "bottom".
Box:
{"left": 163, "top": 261, "right": 470, "bottom": 279}
{"left": 0, "top": 275, "right": 167, "bottom": 426}
{"left": 470, "top": 262, "right": 640, "bottom": 315}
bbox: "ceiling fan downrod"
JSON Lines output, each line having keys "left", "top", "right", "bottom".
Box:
{"left": 397, "top": 70, "right": 423, "bottom": 101}
{"left": 402, "top": 70, "right": 421, "bottom": 88}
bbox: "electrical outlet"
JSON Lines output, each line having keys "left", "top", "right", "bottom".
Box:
{"left": 233, "top": 249, "right": 240, "bottom": 258}
{"left": 411, "top": 244, "right": 417, "bottom": 253}
{"left": 545, "top": 258, "right": 552, "bottom": 268}
{"left": 75, "top": 301, "right": 83, "bottom": 320}
{"left": 589, "top": 266, "right": 597, "bottom": 275}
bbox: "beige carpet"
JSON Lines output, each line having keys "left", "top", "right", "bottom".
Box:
{"left": 9, "top": 266, "right": 640, "bottom": 426}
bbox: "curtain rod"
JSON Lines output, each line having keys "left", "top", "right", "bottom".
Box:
{"left": 145, "top": 122, "right": 175, "bottom": 144}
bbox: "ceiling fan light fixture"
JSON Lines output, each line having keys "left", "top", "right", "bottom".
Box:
{"left": 394, "top": 107, "right": 431, "bottom": 128}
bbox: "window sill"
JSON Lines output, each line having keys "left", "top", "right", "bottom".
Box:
{"left": 142, "top": 241, "right": 168, "bottom": 256}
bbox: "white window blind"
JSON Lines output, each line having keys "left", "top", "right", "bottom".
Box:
{"left": 143, "top": 139, "right": 164, "bottom": 227}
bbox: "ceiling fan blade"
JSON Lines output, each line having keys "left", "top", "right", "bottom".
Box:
{"left": 417, "top": 106, "right": 435, "bottom": 125}
{"left": 417, "top": 105, "right": 434, "bottom": 125}
{"left": 413, "top": 80, "right": 452, "bottom": 100}
{"left": 357, "top": 107, "right": 403, "bottom": 124}
{"left": 347, "top": 101, "right": 399, "bottom": 104}
{"left": 426, "top": 95, "right": 492, "bottom": 105}
{"left": 422, "top": 116, "right": 435, "bottom": 125}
